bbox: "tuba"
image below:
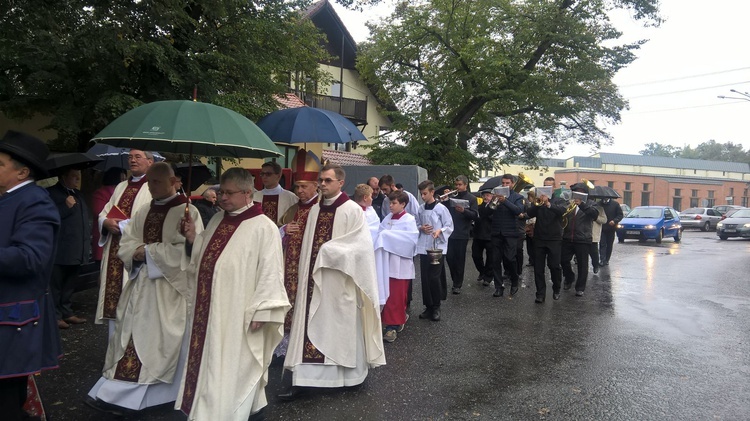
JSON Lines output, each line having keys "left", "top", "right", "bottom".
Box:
{"left": 513, "top": 172, "right": 534, "bottom": 193}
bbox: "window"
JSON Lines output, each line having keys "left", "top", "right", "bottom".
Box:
{"left": 672, "top": 197, "right": 682, "bottom": 211}
{"left": 691, "top": 189, "right": 698, "bottom": 197}
{"left": 625, "top": 182, "right": 631, "bottom": 190}
{"left": 623, "top": 191, "right": 632, "bottom": 207}
{"left": 641, "top": 191, "right": 650, "bottom": 206}
{"left": 643, "top": 183, "right": 649, "bottom": 191}
{"left": 729, "top": 187, "right": 734, "bottom": 196}
{"left": 331, "top": 82, "right": 341, "bottom": 97}
{"left": 674, "top": 188, "right": 681, "bottom": 196}
{"left": 706, "top": 198, "right": 715, "bottom": 207}
{"left": 708, "top": 190, "right": 714, "bottom": 199}
{"left": 607, "top": 181, "right": 614, "bottom": 188}
{"left": 690, "top": 197, "right": 699, "bottom": 207}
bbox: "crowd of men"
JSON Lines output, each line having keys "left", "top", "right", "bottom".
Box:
{"left": 0, "top": 130, "right": 624, "bottom": 420}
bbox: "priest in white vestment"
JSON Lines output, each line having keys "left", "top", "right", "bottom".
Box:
{"left": 252, "top": 161, "right": 298, "bottom": 225}
{"left": 176, "top": 167, "right": 290, "bottom": 421}
{"left": 95, "top": 149, "right": 153, "bottom": 331}
{"left": 88, "top": 162, "right": 203, "bottom": 413}
{"left": 280, "top": 163, "right": 385, "bottom": 401}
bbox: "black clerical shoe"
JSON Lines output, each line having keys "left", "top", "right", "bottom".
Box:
{"left": 493, "top": 288, "right": 504, "bottom": 297}
{"left": 563, "top": 282, "right": 572, "bottom": 291}
{"left": 278, "top": 386, "right": 308, "bottom": 402}
{"left": 84, "top": 397, "right": 135, "bottom": 417}
{"left": 451, "top": 287, "right": 461, "bottom": 295}
{"left": 430, "top": 310, "right": 441, "bottom": 322}
{"left": 248, "top": 408, "right": 266, "bottom": 421}
{"left": 509, "top": 286, "right": 519, "bottom": 296}
{"left": 418, "top": 309, "right": 432, "bottom": 319}
{"left": 535, "top": 296, "right": 545, "bottom": 304}
{"left": 553, "top": 293, "right": 561, "bottom": 300}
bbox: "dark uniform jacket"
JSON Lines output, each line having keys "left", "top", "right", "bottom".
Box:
{"left": 446, "top": 191, "right": 479, "bottom": 240}
{"left": 490, "top": 190, "right": 525, "bottom": 237}
{"left": 47, "top": 182, "right": 91, "bottom": 265}
{"left": 474, "top": 202, "right": 494, "bottom": 241}
{"left": 0, "top": 183, "right": 62, "bottom": 378}
{"left": 562, "top": 200, "right": 599, "bottom": 243}
{"left": 526, "top": 199, "right": 567, "bottom": 242}
{"left": 601, "top": 199, "right": 624, "bottom": 232}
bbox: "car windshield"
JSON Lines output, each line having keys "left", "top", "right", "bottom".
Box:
{"left": 729, "top": 209, "right": 750, "bottom": 218}
{"left": 681, "top": 208, "right": 701, "bottom": 214}
{"left": 626, "top": 208, "right": 663, "bottom": 219}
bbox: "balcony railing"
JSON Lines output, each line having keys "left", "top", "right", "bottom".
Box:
{"left": 302, "top": 94, "right": 368, "bottom": 126}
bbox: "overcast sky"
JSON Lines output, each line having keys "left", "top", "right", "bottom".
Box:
{"left": 332, "top": 0, "right": 750, "bottom": 159}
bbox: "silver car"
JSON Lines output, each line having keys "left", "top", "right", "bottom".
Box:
{"left": 716, "top": 208, "right": 750, "bottom": 240}
{"left": 679, "top": 207, "right": 722, "bottom": 231}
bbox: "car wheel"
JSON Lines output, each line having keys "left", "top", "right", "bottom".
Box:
{"left": 655, "top": 229, "right": 663, "bottom": 244}
{"left": 701, "top": 221, "right": 710, "bottom": 232}
{"left": 674, "top": 229, "right": 682, "bottom": 243}
{"left": 719, "top": 235, "right": 728, "bottom": 240}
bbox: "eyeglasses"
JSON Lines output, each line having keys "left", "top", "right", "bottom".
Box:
{"left": 259, "top": 171, "right": 276, "bottom": 177}
{"left": 128, "top": 155, "right": 147, "bottom": 161}
{"left": 318, "top": 178, "right": 340, "bottom": 184}
{"left": 217, "top": 190, "right": 245, "bottom": 197}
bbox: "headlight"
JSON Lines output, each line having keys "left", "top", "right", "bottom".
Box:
{"left": 617, "top": 224, "right": 623, "bottom": 229}
{"left": 644, "top": 225, "right": 656, "bottom": 230}
{"left": 717, "top": 222, "right": 723, "bottom": 228}
{"left": 744, "top": 223, "right": 750, "bottom": 228}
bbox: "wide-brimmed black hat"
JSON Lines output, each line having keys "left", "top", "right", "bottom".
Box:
{"left": 570, "top": 182, "right": 589, "bottom": 194}
{"left": 0, "top": 130, "right": 50, "bottom": 177}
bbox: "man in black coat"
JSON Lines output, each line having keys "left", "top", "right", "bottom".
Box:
{"left": 525, "top": 190, "right": 567, "bottom": 303}
{"left": 444, "top": 175, "right": 478, "bottom": 294}
{"left": 47, "top": 167, "right": 91, "bottom": 329}
{"left": 472, "top": 189, "right": 494, "bottom": 286}
{"left": 489, "top": 174, "right": 525, "bottom": 297}
{"left": 599, "top": 198, "right": 624, "bottom": 266}
{"left": 193, "top": 188, "right": 219, "bottom": 228}
{"left": 561, "top": 183, "right": 600, "bottom": 297}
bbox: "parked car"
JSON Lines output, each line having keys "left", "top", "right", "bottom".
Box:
{"left": 679, "top": 207, "right": 723, "bottom": 231}
{"left": 620, "top": 203, "right": 631, "bottom": 215}
{"left": 720, "top": 207, "right": 748, "bottom": 220}
{"left": 712, "top": 205, "right": 745, "bottom": 216}
{"left": 617, "top": 206, "right": 682, "bottom": 243}
{"left": 716, "top": 208, "right": 750, "bottom": 240}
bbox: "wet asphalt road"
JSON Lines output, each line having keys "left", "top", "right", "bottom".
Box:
{"left": 37, "top": 229, "right": 750, "bottom": 420}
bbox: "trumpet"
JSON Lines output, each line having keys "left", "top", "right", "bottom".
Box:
{"left": 438, "top": 189, "right": 458, "bottom": 201}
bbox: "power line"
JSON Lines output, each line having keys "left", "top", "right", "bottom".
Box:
{"left": 620, "top": 67, "right": 750, "bottom": 88}
{"left": 627, "top": 81, "right": 750, "bottom": 99}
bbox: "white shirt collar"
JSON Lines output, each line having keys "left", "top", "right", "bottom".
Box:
{"left": 228, "top": 202, "right": 253, "bottom": 216}
{"left": 262, "top": 185, "right": 284, "bottom": 195}
{"left": 322, "top": 192, "right": 342, "bottom": 206}
{"left": 154, "top": 193, "right": 180, "bottom": 205}
{"left": 131, "top": 174, "right": 146, "bottom": 182}
{"left": 5, "top": 179, "right": 35, "bottom": 194}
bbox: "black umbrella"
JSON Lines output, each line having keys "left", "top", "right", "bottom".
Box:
{"left": 173, "top": 163, "right": 213, "bottom": 193}
{"left": 44, "top": 152, "right": 103, "bottom": 176}
{"left": 478, "top": 176, "right": 504, "bottom": 192}
{"left": 589, "top": 185, "right": 621, "bottom": 199}
{"left": 86, "top": 143, "right": 165, "bottom": 172}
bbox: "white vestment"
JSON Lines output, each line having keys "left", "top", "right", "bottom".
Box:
{"left": 364, "top": 206, "right": 380, "bottom": 244}
{"left": 175, "top": 204, "right": 290, "bottom": 421}
{"left": 95, "top": 177, "right": 153, "bottom": 324}
{"left": 373, "top": 213, "right": 419, "bottom": 305}
{"left": 253, "top": 185, "right": 299, "bottom": 225}
{"left": 89, "top": 197, "right": 203, "bottom": 409}
{"left": 284, "top": 193, "right": 386, "bottom": 387}
{"left": 416, "top": 202, "right": 454, "bottom": 255}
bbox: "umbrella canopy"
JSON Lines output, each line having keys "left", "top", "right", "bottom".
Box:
{"left": 92, "top": 100, "right": 282, "bottom": 159}
{"left": 173, "top": 163, "right": 213, "bottom": 192}
{"left": 257, "top": 106, "right": 367, "bottom": 144}
{"left": 86, "top": 143, "right": 165, "bottom": 172}
{"left": 44, "top": 152, "right": 102, "bottom": 176}
{"left": 589, "top": 185, "right": 621, "bottom": 199}
{"left": 478, "top": 176, "right": 504, "bottom": 192}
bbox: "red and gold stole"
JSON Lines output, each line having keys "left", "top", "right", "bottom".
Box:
{"left": 112, "top": 195, "right": 188, "bottom": 382}
{"left": 103, "top": 177, "right": 148, "bottom": 320}
{"left": 261, "top": 194, "right": 280, "bottom": 223}
{"left": 283, "top": 196, "right": 319, "bottom": 333}
{"left": 302, "top": 192, "right": 350, "bottom": 363}
{"left": 180, "top": 205, "right": 263, "bottom": 416}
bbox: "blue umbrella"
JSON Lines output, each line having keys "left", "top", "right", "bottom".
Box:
{"left": 86, "top": 143, "right": 165, "bottom": 172}
{"left": 257, "top": 106, "right": 367, "bottom": 144}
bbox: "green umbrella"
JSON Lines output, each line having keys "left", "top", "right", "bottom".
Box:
{"left": 92, "top": 100, "right": 282, "bottom": 159}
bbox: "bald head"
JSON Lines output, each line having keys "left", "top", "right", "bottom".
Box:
{"left": 146, "top": 162, "right": 177, "bottom": 199}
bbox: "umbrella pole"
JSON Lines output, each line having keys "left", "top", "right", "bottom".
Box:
{"left": 185, "top": 144, "right": 193, "bottom": 218}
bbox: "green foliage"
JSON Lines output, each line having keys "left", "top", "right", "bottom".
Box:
{"left": 0, "top": 0, "right": 330, "bottom": 151}
{"left": 639, "top": 142, "right": 682, "bottom": 157}
{"left": 357, "top": 0, "right": 661, "bottom": 180}
{"left": 639, "top": 140, "right": 750, "bottom": 163}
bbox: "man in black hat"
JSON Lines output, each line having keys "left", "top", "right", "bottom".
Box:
{"left": 560, "top": 183, "right": 599, "bottom": 297}
{"left": 0, "top": 130, "right": 62, "bottom": 421}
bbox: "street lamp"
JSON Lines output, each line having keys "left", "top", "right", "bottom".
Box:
{"left": 718, "top": 89, "right": 750, "bottom": 102}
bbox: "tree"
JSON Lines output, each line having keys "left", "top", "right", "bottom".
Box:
{"left": 680, "top": 140, "right": 749, "bottom": 163}
{"left": 357, "top": 0, "right": 661, "bottom": 183}
{"left": 0, "top": 0, "right": 330, "bottom": 151}
{"left": 639, "top": 142, "right": 682, "bottom": 157}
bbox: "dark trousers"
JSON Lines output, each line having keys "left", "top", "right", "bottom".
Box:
{"left": 533, "top": 240, "right": 562, "bottom": 298}
{"left": 420, "top": 254, "right": 445, "bottom": 310}
{"left": 446, "top": 238, "right": 468, "bottom": 289}
{"left": 0, "top": 376, "right": 28, "bottom": 421}
{"left": 588, "top": 242, "right": 600, "bottom": 270}
{"left": 516, "top": 236, "right": 524, "bottom": 275}
{"left": 561, "top": 241, "right": 590, "bottom": 292}
{"left": 50, "top": 264, "right": 81, "bottom": 320}
{"left": 525, "top": 235, "right": 535, "bottom": 265}
{"left": 491, "top": 234, "right": 518, "bottom": 290}
{"left": 599, "top": 229, "right": 616, "bottom": 264}
{"left": 471, "top": 238, "right": 494, "bottom": 282}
